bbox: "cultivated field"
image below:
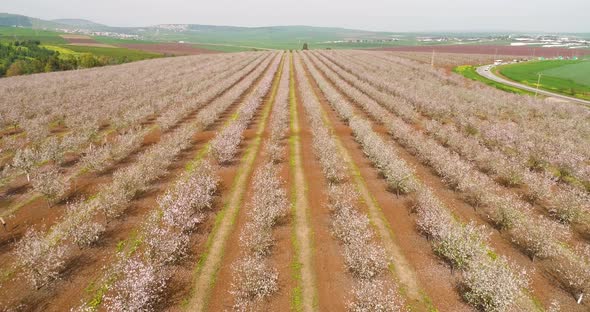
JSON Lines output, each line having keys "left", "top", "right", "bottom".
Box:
{"left": 60, "top": 35, "right": 116, "bottom": 48}
{"left": 0, "top": 49, "right": 589, "bottom": 312}
{"left": 498, "top": 60, "right": 590, "bottom": 100}
{"left": 376, "top": 45, "right": 590, "bottom": 58}
{"left": 116, "top": 43, "right": 219, "bottom": 56}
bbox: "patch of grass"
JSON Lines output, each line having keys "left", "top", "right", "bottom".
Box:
{"left": 453, "top": 65, "right": 534, "bottom": 95}
{"left": 115, "top": 240, "right": 125, "bottom": 253}
{"left": 487, "top": 249, "right": 498, "bottom": 260}
{"left": 0, "top": 268, "right": 15, "bottom": 284}
{"left": 529, "top": 293, "right": 545, "bottom": 312}
{"left": 498, "top": 60, "right": 590, "bottom": 100}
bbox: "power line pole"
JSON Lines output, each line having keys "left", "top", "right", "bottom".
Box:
{"left": 535, "top": 73, "right": 543, "bottom": 98}
{"left": 431, "top": 50, "right": 435, "bottom": 67}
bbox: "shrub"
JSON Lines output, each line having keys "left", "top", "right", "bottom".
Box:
{"left": 14, "top": 229, "right": 68, "bottom": 289}
{"left": 343, "top": 241, "right": 388, "bottom": 279}
{"left": 81, "top": 142, "right": 113, "bottom": 172}
{"left": 550, "top": 246, "right": 590, "bottom": 304}
{"left": 349, "top": 279, "right": 404, "bottom": 312}
{"left": 510, "top": 216, "right": 567, "bottom": 261}
{"left": 240, "top": 223, "right": 274, "bottom": 257}
{"left": 249, "top": 164, "right": 289, "bottom": 227}
{"left": 66, "top": 199, "right": 105, "bottom": 248}
{"left": 159, "top": 162, "right": 218, "bottom": 232}
{"left": 31, "top": 165, "right": 70, "bottom": 206}
{"left": 104, "top": 257, "right": 167, "bottom": 312}
{"left": 332, "top": 206, "right": 372, "bottom": 246}
{"left": 230, "top": 256, "right": 278, "bottom": 311}
{"left": 548, "top": 186, "right": 588, "bottom": 224}
{"left": 432, "top": 222, "right": 488, "bottom": 272}
{"left": 210, "top": 123, "right": 244, "bottom": 164}
{"left": 143, "top": 216, "right": 190, "bottom": 266}
{"left": 462, "top": 256, "right": 528, "bottom": 312}
{"left": 12, "top": 147, "right": 38, "bottom": 182}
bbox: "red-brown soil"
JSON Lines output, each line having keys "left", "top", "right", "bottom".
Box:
{"left": 375, "top": 45, "right": 590, "bottom": 58}
{"left": 60, "top": 35, "right": 115, "bottom": 48}
{"left": 118, "top": 43, "right": 218, "bottom": 56}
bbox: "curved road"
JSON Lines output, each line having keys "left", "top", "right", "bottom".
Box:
{"left": 476, "top": 65, "right": 590, "bottom": 107}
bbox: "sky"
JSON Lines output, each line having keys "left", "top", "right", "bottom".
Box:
{"left": 4, "top": 0, "right": 590, "bottom": 32}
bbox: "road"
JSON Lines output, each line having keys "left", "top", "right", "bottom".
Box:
{"left": 476, "top": 65, "right": 590, "bottom": 107}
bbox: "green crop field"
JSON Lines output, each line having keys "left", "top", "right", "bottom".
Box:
{"left": 541, "top": 62, "right": 590, "bottom": 86}
{"left": 498, "top": 60, "right": 590, "bottom": 100}
{"left": 0, "top": 26, "right": 66, "bottom": 44}
{"left": 63, "top": 45, "right": 162, "bottom": 61}
{"left": 192, "top": 43, "right": 253, "bottom": 53}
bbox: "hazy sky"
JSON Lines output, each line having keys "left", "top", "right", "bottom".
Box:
{"left": 4, "top": 0, "right": 590, "bottom": 32}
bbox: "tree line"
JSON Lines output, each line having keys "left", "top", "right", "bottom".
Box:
{"left": 0, "top": 40, "right": 135, "bottom": 77}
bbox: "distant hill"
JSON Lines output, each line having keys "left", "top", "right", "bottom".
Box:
{"left": 1, "top": 12, "right": 588, "bottom": 51}
{"left": 52, "top": 18, "right": 106, "bottom": 28}
{"left": 0, "top": 13, "right": 402, "bottom": 49}
{"left": 0, "top": 13, "right": 34, "bottom": 27}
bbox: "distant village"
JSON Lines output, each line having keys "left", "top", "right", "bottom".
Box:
{"left": 322, "top": 34, "right": 590, "bottom": 49}
{"left": 54, "top": 27, "right": 142, "bottom": 40}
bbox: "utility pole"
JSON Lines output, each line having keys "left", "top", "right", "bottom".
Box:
{"left": 535, "top": 73, "right": 543, "bottom": 98}
{"left": 431, "top": 50, "right": 435, "bottom": 67}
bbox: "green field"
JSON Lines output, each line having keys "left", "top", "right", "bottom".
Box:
{"left": 42, "top": 44, "right": 161, "bottom": 61}
{"left": 192, "top": 43, "right": 253, "bottom": 53}
{"left": 0, "top": 26, "right": 66, "bottom": 44}
{"left": 453, "top": 65, "right": 535, "bottom": 95}
{"left": 498, "top": 60, "right": 590, "bottom": 100}
{"left": 64, "top": 45, "right": 161, "bottom": 61}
